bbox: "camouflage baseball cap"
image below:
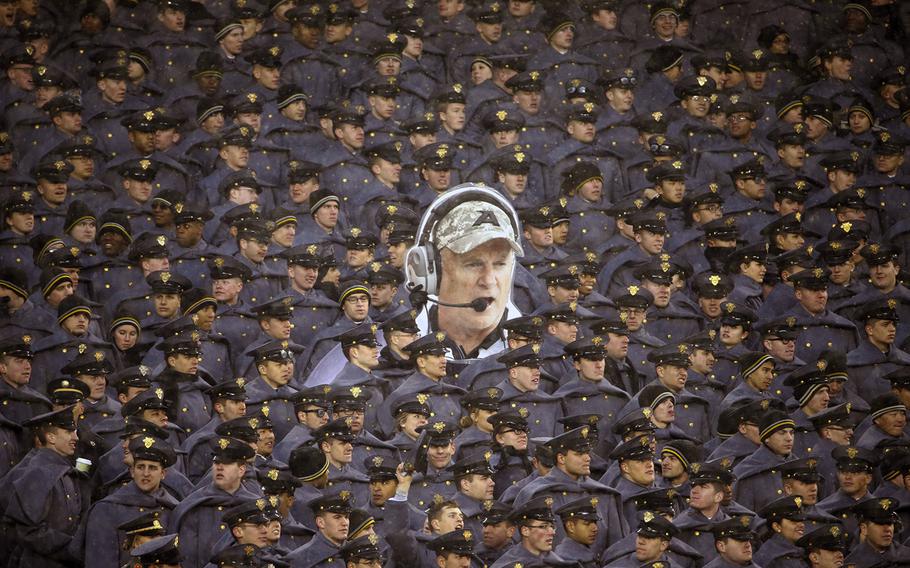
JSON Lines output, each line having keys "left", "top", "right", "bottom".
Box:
{"left": 434, "top": 201, "right": 523, "bottom": 256}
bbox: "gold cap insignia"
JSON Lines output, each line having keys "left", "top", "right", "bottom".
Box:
{"left": 142, "top": 436, "right": 155, "bottom": 449}
{"left": 218, "top": 438, "right": 230, "bottom": 449}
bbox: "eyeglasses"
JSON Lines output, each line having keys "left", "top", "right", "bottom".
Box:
{"left": 500, "top": 427, "right": 529, "bottom": 435}
{"left": 567, "top": 85, "right": 590, "bottom": 96}
{"left": 727, "top": 115, "right": 752, "bottom": 122}
{"left": 649, "top": 142, "right": 674, "bottom": 154}
{"left": 150, "top": 202, "right": 171, "bottom": 210}
{"left": 768, "top": 337, "right": 795, "bottom": 344}
{"left": 696, "top": 204, "right": 722, "bottom": 213}
{"left": 611, "top": 76, "right": 637, "bottom": 88}
{"left": 305, "top": 408, "right": 328, "bottom": 417}
{"left": 526, "top": 522, "right": 556, "bottom": 530}
{"left": 689, "top": 95, "right": 710, "bottom": 103}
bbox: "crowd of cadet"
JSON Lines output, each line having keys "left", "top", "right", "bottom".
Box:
{"left": 1, "top": 0, "right": 910, "bottom": 567}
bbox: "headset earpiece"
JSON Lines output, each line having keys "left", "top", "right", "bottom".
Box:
{"left": 405, "top": 184, "right": 521, "bottom": 297}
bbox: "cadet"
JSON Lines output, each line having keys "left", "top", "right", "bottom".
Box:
{"left": 732, "top": 409, "right": 797, "bottom": 513}
{"left": 383, "top": 331, "right": 465, "bottom": 435}
{"left": 152, "top": 331, "right": 212, "bottom": 435}
{"left": 129, "top": 533, "right": 182, "bottom": 568}
{"left": 673, "top": 461, "right": 735, "bottom": 560}
{"left": 181, "top": 379, "right": 248, "bottom": 483}
{"left": 323, "top": 324, "right": 385, "bottom": 424}
{"left": 0, "top": 334, "right": 52, "bottom": 425}
{"left": 298, "top": 281, "right": 374, "bottom": 377}
{"left": 707, "top": 516, "right": 760, "bottom": 568}
{"left": 364, "top": 456, "right": 425, "bottom": 536}
{"left": 846, "top": 299, "right": 910, "bottom": 399}
{"left": 407, "top": 421, "right": 459, "bottom": 509}
{"left": 513, "top": 426, "right": 629, "bottom": 547}
{"left": 815, "top": 446, "right": 876, "bottom": 536}
{"left": 845, "top": 497, "right": 910, "bottom": 568}
{"left": 795, "top": 525, "right": 851, "bottom": 568}
{"left": 427, "top": 529, "right": 478, "bottom": 568}
{"left": 285, "top": 493, "right": 353, "bottom": 568}
{"left": 330, "top": 388, "right": 400, "bottom": 476}
{"left": 271, "top": 387, "right": 330, "bottom": 465}
{"left": 450, "top": 454, "right": 496, "bottom": 536}
{"left": 647, "top": 344, "right": 711, "bottom": 442}
{"left": 610, "top": 435, "right": 659, "bottom": 528}
{"left": 780, "top": 267, "right": 859, "bottom": 364}
{"left": 486, "top": 410, "right": 534, "bottom": 497}
{"left": 243, "top": 339, "right": 302, "bottom": 441}
{"left": 60, "top": 348, "right": 119, "bottom": 429}
{"left": 169, "top": 436, "right": 261, "bottom": 568}
{"left": 80, "top": 435, "right": 180, "bottom": 568}
{"left": 374, "top": 310, "right": 420, "bottom": 391}
{"left": 855, "top": 393, "right": 907, "bottom": 450}
{"left": 488, "top": 496, "right": 566, "bottom": 568}
{"left": 753, "top": 495, "right": 807, "bottom": 568}
{"left": 495, "top": 343, "right": 564, "bottom": 438}
{"left": 553, "top": 496, "right": 602, "bottom": 568}
{"left": 314, "top": 419, "right": 371, "bottom": 506}
{"left": 554, "top": 335, "right": 631, "bottom": 440}
{"left": 4, "top": 408, "right": 89, "bottom": 567}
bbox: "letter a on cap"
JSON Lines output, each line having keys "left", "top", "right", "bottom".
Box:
{"left": 473, "top": 211, "right": 500, "bottom": 227}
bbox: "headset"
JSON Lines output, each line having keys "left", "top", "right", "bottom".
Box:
{"left": 405, "top": 183, "right": 523, "bottom": 297}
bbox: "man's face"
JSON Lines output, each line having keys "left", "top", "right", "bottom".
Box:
{"left": 764, "top": 427, "right": 794, "bottom": 456}
{"left": 213, "top": 277, "right": 243, "bottom": 303}
{"left": 476, "top": 21, "right": 502, "bottom": 42}
{"left": 809, "top": 548, "right": 844, "bottom": 568}
{"left": 423, "top": 167, "right": 451, "bottom": 192}
{"left": 523, "top": 521, "right": 556, "bottom": 553}
{"left": 870, "top": 262, "right": 899, "bottom": 290}
{"left": 876, "top": 409, "right": 907, "bottom": 436}
{"left": 7, "top": 63, "right": 33, "bottom": 91}
{"left": 549, "top": 26, "right": 574, "bottom": 50}
{"left": 369, "top": 95, "right": 397, "bottom": 120}
{"left": 805, "top": 116, "right": 829, "bottom": 140}
{"left": 549, "top": 283, "right": 579, "bottom": 305}
{"left": 490, "top": 129, "right": 519, "bottom": 149}
{"left": 37, "top": 179, "right": 68, "bottom": 206}
{"left": 158, "top": 7, "right": 186, "bottom": 31}
{"left": 836, "top": 469, "right": 871, "bottom": 496}
{"left": 547, "top": 320, "right": 578, "bottom": 344}
{"left": 795, "top": 287, "right": 828, "bottom": 315}
{"left": 483, "top": 521, "right": 515, "bottom": 549}
{"left": 370, "top": 478, "right": 397, "bottom": 506}
{"left": 574, "top": 356, "right": 605, "bottom": 381}
{"left": 55, "top": 110, "right": 83, "bottom": 135}
{"left": 825, "top": 55, "right": 853, "bottom": 81}
{"left": 419, "top": 353, "right": 447, "bottom": 381}
{"left": 718, "top": 538, "right": 753, "bottom": 564}
{"left": 524, "top": 225, "right": 552, "bottom": 248}
{"left": 513, "top": 90, "right": 541, "bottom": 114}
{"left": 439, "top": 103, "right": 466, "bottom": 132}
{"left": 375, "top": 56, "right": 401, "bottom": 76}
{"left": 689, "top": 481, "right": 722, "bottom": 511}
{"left": 221, "top": 145, "right": 250, "bottom": 168}
{"left": 253, "top": 65, "right": 281, "bottom": 90}
{"left": 658, "top": 180, "right": 685, "bottom": 204}
{"left": 175, "top": 220, "right": 204, "bottom": 248}
{"left": 47, "top": 426, "right": 78, "bottom": 457}
{"left": 299, "top": 404, "right": 329, "bottom": 429}
{"left": 777, "top": 144, "right": 806, "bottom": 168}
{"left": 567, "top": 120, "right": 595, "bottom": 142}
{"left": 0, "top": 355, "right": 31, "bottom": 387}
{"left": 622, "top": 457, "right": 655, "bottom": 485}
{"left": 335, "top": 124, "right": 365, "bottom": 150}
{"left": 635, "top": 535, "right": 666, "bottom": 562}
{"left": 562, "top": 448, "right": 591, "bottom": 477}
{"left": 123, "top": 178, "right": 152, "bottom": 203}
{"left": 168, "top": 352, "right": 199, "bottom": 374}
{"left": 154, "top": 292, "right": 180, "bottom": 318}
{"left": 260, "top": 359, "right": 294, "bottom": 386}
{"left": 6, "top": 211, "right": 34, "bottom": 234}
{"left": 325, "top": 438, "right": 353, "bottom": 465}
{"left": 727, "top": 113, "right": 755, "bottom": 138}
{"left": 866, "top": 319, "right": 897, "bottom": 347}
{"left": 499, "top": 171, "right": 527, "bottom": 196}
{"left": 864, "top": 521, "right": 894, "bottom": 551}
{"left": 350, "top": 344, "right": 380, "bottom": 369}
{"left": 371, "top": 158, "right": 401, "bottom": 186}
{"left": 437, "top": 0, "right": 464, "bottom": 18}
{"left": 461, "top": 473, "right": 495, "bottom": 500}
{"left": 290, "top": 265, "right": 318, "bottom": 291}
{"left": 314, "top": 202, "right": 340, "bottom": 230}
{"left": 657, "top": 363, "right": 687, "bottom": 392}
{"left": 318, "top": 512, "right": 350, "bottom": 543}
{"left": 509, "top": 364, "right": 541, "bottom": 392}
{"left": 875, "top": 152, "right": 904, "bottom": 175}
{"left": 343, "top": 292, "right": 370, "bottom": 321}
{"left": 635, "top": 230, "right": 665, "bottom": 255}
{"left": 438, "top": 238, "right": 514, "bottom": 333}
{"left": 682, "top": 95, "right": 710, "bottom": 118}
{"left": 131, "top": 459, "right": 165, "bottom": 493}
{"left": 62, "top": 312, "right": 90, "bottom": 336}
{"left": 433, "top": 505, "right": 464, "bottom": 533}
{"left": 77, "top": 373, "right": 107, "bottom": 401}
{"left": 745, "top": 361, "right": 775, "bottom": 391}
{"left": 737, "top": 177, "right": 767, "bottom": 200}
{"left": 763, "top": 336, "right": 796, "bottom": 362}
{"left": 220, "top": 28, "right": 244, "bottom": 55}
{"left": 428, "top": 442, "right": 456, "bottom": 470}
{"left": 785, "top": 478, "right": 818, "bottom": 504}
{"left": 652, "top": 12, "right": 676, "bottom": 37}
{"left": 642, "top": 280, "right": 671, "bottom": 308}
{"left": 605, "top": 332, "right": 629, "bottom": 360}
{"left": 240, "top": 237, "right": 268, "bottom": 263}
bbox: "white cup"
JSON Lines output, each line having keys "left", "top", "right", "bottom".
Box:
{"left": 75, "top": 458, "right": 92, "bottom": 472}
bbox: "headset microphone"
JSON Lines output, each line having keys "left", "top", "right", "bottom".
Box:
{"left": 408, "top": 286, "right": 491, "bottom": 313}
